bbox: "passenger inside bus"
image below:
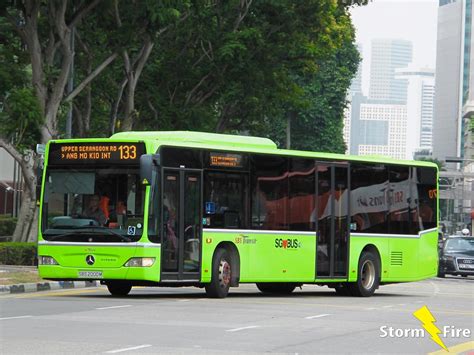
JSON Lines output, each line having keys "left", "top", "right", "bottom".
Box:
{"left": 83, "top": 194, "right": 107, "bottom": 225}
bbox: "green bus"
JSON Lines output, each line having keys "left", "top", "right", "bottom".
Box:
{"left": 38, "top": 131, "right": 439, "bottom": 297}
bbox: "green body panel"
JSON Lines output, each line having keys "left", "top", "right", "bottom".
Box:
{"left": 347, "top": 236, "right": 389, "bottom": 282}
{"left": 201, "top": 231, "right": 316, "bottom": 283}
{"left": 38, "top": 244, "right": 161, "bottom": 281}
{"left": 347, "top": 230, "right": 438, "bottom": 283}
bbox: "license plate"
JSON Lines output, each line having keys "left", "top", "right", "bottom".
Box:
{"left": 78, "top": 271, "right": 103, "bottom": 278}
{"left": 459, "top": 264, "right": 474, "bottom": 269}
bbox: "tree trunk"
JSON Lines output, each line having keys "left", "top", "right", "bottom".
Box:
{"left": 13, "top": 193, "right": 37, "bottom": 242}
{"left": 121, "top": 82, "right": 136, "bottom": 132}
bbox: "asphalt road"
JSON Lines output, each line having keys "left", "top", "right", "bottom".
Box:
{"left": 0, "top": 277, "right": 473, "bottom": 354}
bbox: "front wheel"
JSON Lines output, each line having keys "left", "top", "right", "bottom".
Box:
{"left": 348, "top": 251, "right": 380, "bottom": 297}
{"left": 106, "top": 281, "right": 132, "bottom": 296}
{"left": 205, "top": 248, "right": 232, "bottom": 298}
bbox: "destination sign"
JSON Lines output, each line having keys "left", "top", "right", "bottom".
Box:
{"left": 209, "top": 152, "right": 243, "bottom": 168}
{"left": 48, "top": 142, "right": 145, "bottom": 165}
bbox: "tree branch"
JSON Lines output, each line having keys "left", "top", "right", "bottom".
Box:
{"left": 64, "top": 52, "right": 118, "bottom": 102}
{"left": 68, "top": 0, "right": 102, "bottom": 28}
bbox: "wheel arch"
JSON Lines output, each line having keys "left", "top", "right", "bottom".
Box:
{"left": 360, "top": 244, "right": 382, "bottom": 278}
{"left": 215, "top": 242, "right": 240, "bottom": 286}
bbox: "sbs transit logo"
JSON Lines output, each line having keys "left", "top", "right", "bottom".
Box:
{"left": 274, "top": 238, "right": 301, "bottom": 249}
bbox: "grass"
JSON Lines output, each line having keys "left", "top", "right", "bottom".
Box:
{"left": 0, "top": 271, "right": 44, "bottom": 285}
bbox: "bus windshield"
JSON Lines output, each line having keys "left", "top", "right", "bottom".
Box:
{"left": 41, "top": 167, "right": 145, "bottom": 242}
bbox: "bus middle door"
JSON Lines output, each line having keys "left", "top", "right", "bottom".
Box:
{"left": 161, "top": 168, "right": 202, "bottom": 281}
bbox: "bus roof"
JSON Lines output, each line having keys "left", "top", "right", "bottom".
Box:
{"left": 51, "top": 130, "right": 438, "bottom": 169}
{"left": 111, "top": 131, "right": 277, "bottom": 150}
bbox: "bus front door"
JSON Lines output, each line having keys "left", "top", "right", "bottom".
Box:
{"left": 316, "top": 163, "right": 349, "bottom": 279}
{"left": 161, "top": 168, "right": 202, "bottom": 281}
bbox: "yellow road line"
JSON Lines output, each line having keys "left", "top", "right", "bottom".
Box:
{"left": 428, "top": 340, "right": 474, "bottom": 354}
{"left": 1, "top": 288, "right": 105, "bottom": 299}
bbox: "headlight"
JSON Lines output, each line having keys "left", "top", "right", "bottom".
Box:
{"left": 442, "top": 255, "right": 454, "bottom": 262}
{"left": 39, "top": 256, "right": 59, "bottom": 265}
{"left": 124, "top": 257, "right": 155, "bottom": 267}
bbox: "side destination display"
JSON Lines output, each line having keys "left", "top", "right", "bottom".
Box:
{"left": 48, "top": 142, "right": 145, "bottom": 165}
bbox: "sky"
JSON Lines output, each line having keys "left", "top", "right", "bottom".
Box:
{"left": 350, "top": 0, "right": 438, "bottom": 95}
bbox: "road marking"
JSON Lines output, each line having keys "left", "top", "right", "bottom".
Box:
{"left": 398, "top": 304, "right": 406, "bottom": 306}
{"left": 365, "top": 307, "right": 377, "bottom": 310}
{"left": 96, "top": 305, "right": 131, "bottom": 310}
{"left": 1, "top": 288, "right": 104, "bottom": 299}
{"left": 305, "top": 314, "right": 330, "bottom": 319}
{"left": 0, "top": 315, "right": 33, "bottom": 320}
{"left": 226, "top": 325, "right": 260, "bottom": 332}
{"left": 428, "top": 340, "right": 474, "bottom": 355}
{"left": 178, "top": 299, "right": 191, "bottom": 302}
{"left": 105, "top": 344, "right": 152, "bottom": 353}
{"left": 382, "top": 305, "right": 394, "bottom": 308}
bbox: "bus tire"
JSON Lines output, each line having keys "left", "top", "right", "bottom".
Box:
{"left": 256, "top": 283, "right": 296, "bottom": 294}
{"left": 106, "top": 281, "right": 132, "bottom": 296}
{"left": 348, "top": 251, "right": 380, "bottom": 297}
{"left": 205, "top": 248, "right": 231, "bottom": 298}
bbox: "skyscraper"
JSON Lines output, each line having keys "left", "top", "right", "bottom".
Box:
{"left": 432, "top": 0, "right": 470, "bottom": 160}
{"left": 395, "top": 67, "right": 436, "bottom": 158}
{"left": 369, "top": 39, "right": 413, "bottom": 103}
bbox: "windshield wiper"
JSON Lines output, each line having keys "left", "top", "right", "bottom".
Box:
{"left": 44, "top": 227, "right": 132, "bottom": 242}
{"left": 82, "top": 226, "right": 132, "bottom": 242}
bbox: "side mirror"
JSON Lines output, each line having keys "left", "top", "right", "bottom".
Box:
{"left": 140, "top": 154, "right": 159, "bottom": 185}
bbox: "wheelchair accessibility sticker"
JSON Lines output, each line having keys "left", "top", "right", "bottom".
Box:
{"left": 127, "top": 226, "right": 136, "bottom": 235}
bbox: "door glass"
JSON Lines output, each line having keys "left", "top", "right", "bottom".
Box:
{"left": 316, "top": 165, "right": 331, "bottom": 277}
{"left": 163, "top": 173, "right": 179, "bottom": 272}
{"left": 184, "top": 173, "right": 200, "bottom": 272}
{"left": 334, "top": 166, "right": 348, "bottom": 276}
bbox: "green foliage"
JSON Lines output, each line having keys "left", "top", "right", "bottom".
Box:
{"left": 0, "top": 242, "right": 36, "bottom": 266}
{"left": 1, "top": 0, "right": 364, "bottom": 153}
{"left": 0, "top": 216, "right": 17, "bottom": 236}
{"left": 0, "top": 88, "right": 43, "bottom": 152}
{"left": 0, "top": 16, "right": 30, "bottom": 103}
{"left": 267, "top": 7, "right": 360, "bottom": 152}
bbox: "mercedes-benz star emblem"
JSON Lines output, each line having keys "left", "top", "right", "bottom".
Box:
{"left": 86, "top": 255, "right": 95, "bottom": 266}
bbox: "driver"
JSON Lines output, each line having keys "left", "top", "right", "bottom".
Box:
{"left": 84, "top": 194, "right": 107, "bottom": 226}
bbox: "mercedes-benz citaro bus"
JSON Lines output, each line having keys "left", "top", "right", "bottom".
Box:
{"left": 38, "top": 131, "right": 439, "bottom": 297}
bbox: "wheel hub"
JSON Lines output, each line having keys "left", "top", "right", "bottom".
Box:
{"left": 361, "top": 260, "right": 375, "bottom": 290}
{"left": 219, "top": 260, "right": 231, "bottom": 288}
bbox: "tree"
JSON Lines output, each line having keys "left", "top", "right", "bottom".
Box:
{"left": 289, "top": 8, "right": 360, "bottom": 153}
{"left": 0, "top": 0, "right": 114, "bottom": 241}
{"left": 0, "top": 88, "right": 43, "bottom": 241}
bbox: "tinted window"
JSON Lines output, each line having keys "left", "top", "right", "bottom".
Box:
{"left": 413, "top": 167, "right": 437, "bottom": 232}
{"left": 350, "top": 164, "right": 389, "bottom": 233}
{"left": 161, "top": 147, "right": 202, "bottom": 168}
{"left": 203, "top": 172, "right": 248, "bottom": 229}
{"left": 251, "top": 155, "right": 288, "bottom": 230}
{"left": 289, "top": 159, "right": 315, "bottom": 231}
{"left": 388, "top": 166, "right": 411, "bottom": 234}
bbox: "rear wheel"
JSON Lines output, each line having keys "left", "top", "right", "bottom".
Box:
{"left": 348, "top": 251, "right": 380, "bottom": 297}
{"left": 205, "top": 248, "right": 232, "bottom": 298}
{"left": 106, "top": 281, "right": 132, "bottom": 296}
{"left": 256, "top": 283, "right": 297, "bottom": 295}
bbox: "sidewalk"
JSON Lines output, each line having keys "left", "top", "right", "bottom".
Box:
{"left": 0, "top": 265, "right": 97, "bottom": 294}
